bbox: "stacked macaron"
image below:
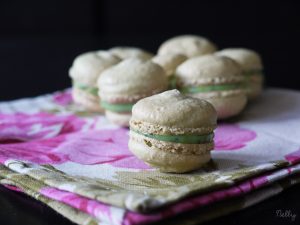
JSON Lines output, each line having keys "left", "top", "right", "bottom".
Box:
{"left": 98, "top": 58, "right": 168, "bottom": 126}
{"left": 129, "top": 90, "right": 217, "bottom": 173}
{"left": 152, "top": 53, "right": 187, "bottom": 88}
{"left": 175, "top": 54, "right": 247, "bottom": 119}
{"left": 152, "top": 53, "right": 187, "bottom": 77}
{"left": 108, "top": 46, "right": 153, "bottom": 60}
{"left": 158, "top": 35, "right": 217, "bottom": 57}
{"left": 69, "top": 51, "right": 121, "bottom": 112}
{"left": 216, "top": 48, "right": 264, "bottom": 100}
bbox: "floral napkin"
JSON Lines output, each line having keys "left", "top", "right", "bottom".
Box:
{"left": 0, "top": 88, "right": 299, "bottom": 225}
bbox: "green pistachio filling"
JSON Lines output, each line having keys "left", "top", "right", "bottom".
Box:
{"left": 101, "top": 101, "right": 134, "bottom": 112}
{"left": 131, "top": 129, "right": 214, "bottom": 144}
{"left": 180, "top": 83, "right": 242, "bottom": 94}
{"left": 74, "top": 82, "right": 99, "bottom": 96}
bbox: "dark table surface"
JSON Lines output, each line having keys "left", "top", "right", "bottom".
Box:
{"left": 0, "top": 184, "right": 299, "bottom": 225}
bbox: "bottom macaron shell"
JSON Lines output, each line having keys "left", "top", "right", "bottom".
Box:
{"left": 106, "top": 110, "right": 132, "bottom": 127}
{"left": 247, "top": 81, "right": 263, "bottom": 100}
{"left": 128, "top": 132, "right": 212, "bottom": 173}
{"left": 192, "top": 92, "right": 247, "bottom": 119}
{"left": 72, "top": 88, "right": 104, "bottom": 112}
{"left": 247, "top": 74, "right": 263, "bottom": 100}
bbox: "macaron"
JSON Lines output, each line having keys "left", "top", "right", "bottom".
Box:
{"left": 152, "top": 53, "right": 187, "bottom": 89}
{"left": 98, "top": 58, "right": 168, "bottom": 126}
{"left": 175, "top": 55, "right": 247, "bottom": 119}
{"left": 129, "top": 89, "right": 217, "bottom": 173}
{"left": 216, "top": 48, "right": 264, "bottom": 100}
{"left": 158, "top": 35, "right": 217, "bottom": 58}
{"left": 108, "top": 46, "right": 153, "bottom": 60}
{"left": 69, "top": 51, "right": 121, "bottom": 112}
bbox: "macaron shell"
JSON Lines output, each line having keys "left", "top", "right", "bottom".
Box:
{"left": 69, "top": 51, "right": 121, "bottom": 86}
{"left": 129, "top": 132, "right": 212, "bottom": 173}
{"left": 131, "top": 90, "right": 217, "bottom": 129}
{"left": 152, "top": 53, "right": 187, "bottom": 76}
{"left": 247, "top": 74, "right": 264, "bottom": 100}
{"left": 105, "top": 111, "right": 132, "bottom": 127}
{"left": 175, "top": 55, "right": 243, "bottom": 86}
{"left": 158, "top": 35, "right": 217, "bottom": 58}
{"left": 108, "top": 47, "right": 153, "bottom": 60}
{"left": 72, "top": 88, "right": 104, "bottom": 112}
{"left": 98, "top": 58, "right": 168, "bottom": 101}
{"left": 216, "top": 48, "right": 263, "bottom": 71}
{"left": 191, "top": 92, "right": 247, "bottom": 119}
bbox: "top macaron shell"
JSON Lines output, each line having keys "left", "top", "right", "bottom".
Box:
{"left": 108, "top": 46, "right": 154, "bottom": 60}
{"left": 152, "top": 53, "right": 187, "bottom": 76}
{"left": 69, "top": 51, "right": 121, "bottom": 86}
{"left": 215, "top": 48, "right": 263, "bottom": 72}
{"left": 98, "top": 58, "right": 168, "bottom": 102}
{"left": 175, "top": 55, "right": 244, "bottom": 86}
{"left": 158, "top": 35, "right": 217, "bottom": 58}
{"left": 130, "top": 89, "right": 217, "bottom": 133}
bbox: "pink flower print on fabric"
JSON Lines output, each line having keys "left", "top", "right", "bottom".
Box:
{"left": 0, "top": 113, "right": 85, "bottom": 143}
{"left": 0, "top": 122, "right": 149, "bottom": 169}
{"left": 0, "top": 112, "right": 84, "bottom": 164}
{"left": 0, "top": 115, "right": 256, "bottom": 168}
{"left": 3, "top": 184, "right": 23, "bottom": 193}
{"left": 285, "top": 148, "right": 300, "bottom": 164}
{"left": 40, "top": 187, "right": 115, "bottom": 223}
{"left": 0, "top": 135, "right": 68, "bottom": 164}
{"left": 52, "top": 89, "right": 73, "bottom": 106}
{"left": 56, "top": 129, "right": 150, "bottom": 169}
{"left": 214, "top": 124, "right": 257, "bottom": 151}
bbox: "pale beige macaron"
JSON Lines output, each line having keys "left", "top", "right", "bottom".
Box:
{"left": 158, "top": 35, "right": 217, "bottom": 58}
{"left": 152, "top": 53, "right": 187, "bottom": 89}
{"left": 152, "top": 53, "right": 187, "bottom": 77}
{"left": 98, "top": 58, "right": 168, "bottom": 126}
{"left": 108, "top": 46, "right": 153, "bottom": 60}
{"left": 129, "top": 89, "right": 217, "bottom": 173}
{"left": 175, "top": 55, "right": 247, "bottom": 119}
{"left": 216, "top": 48, "right": 264, "bottom": 100}
{"left": 69, "top": 51, "right": 121, "bottom": 112}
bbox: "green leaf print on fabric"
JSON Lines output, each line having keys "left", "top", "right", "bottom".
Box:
{"left": 4, "top": 159, "right": 288, "bottom": 212}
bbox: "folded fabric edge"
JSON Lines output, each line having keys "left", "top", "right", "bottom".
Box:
{"left": 1, "top": 163, "right": 300, "bottom": 225}
{"left": 122, "top": 163, "right": 300, "bottom": 225}
{"left": 155, "top": 174, "right": 300, "bottom": 225}
{"left": 3, "top": 159, "right": 290, "bottom": 213}
{"left": 1, "top": 170, "right": 299, "bottom": 225}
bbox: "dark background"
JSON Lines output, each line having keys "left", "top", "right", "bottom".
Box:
{"left": 0, "top": 0, "right": 299, "bottom": 100}
{"left": 0, "top": 1, "right": 300, "bottom": 224}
